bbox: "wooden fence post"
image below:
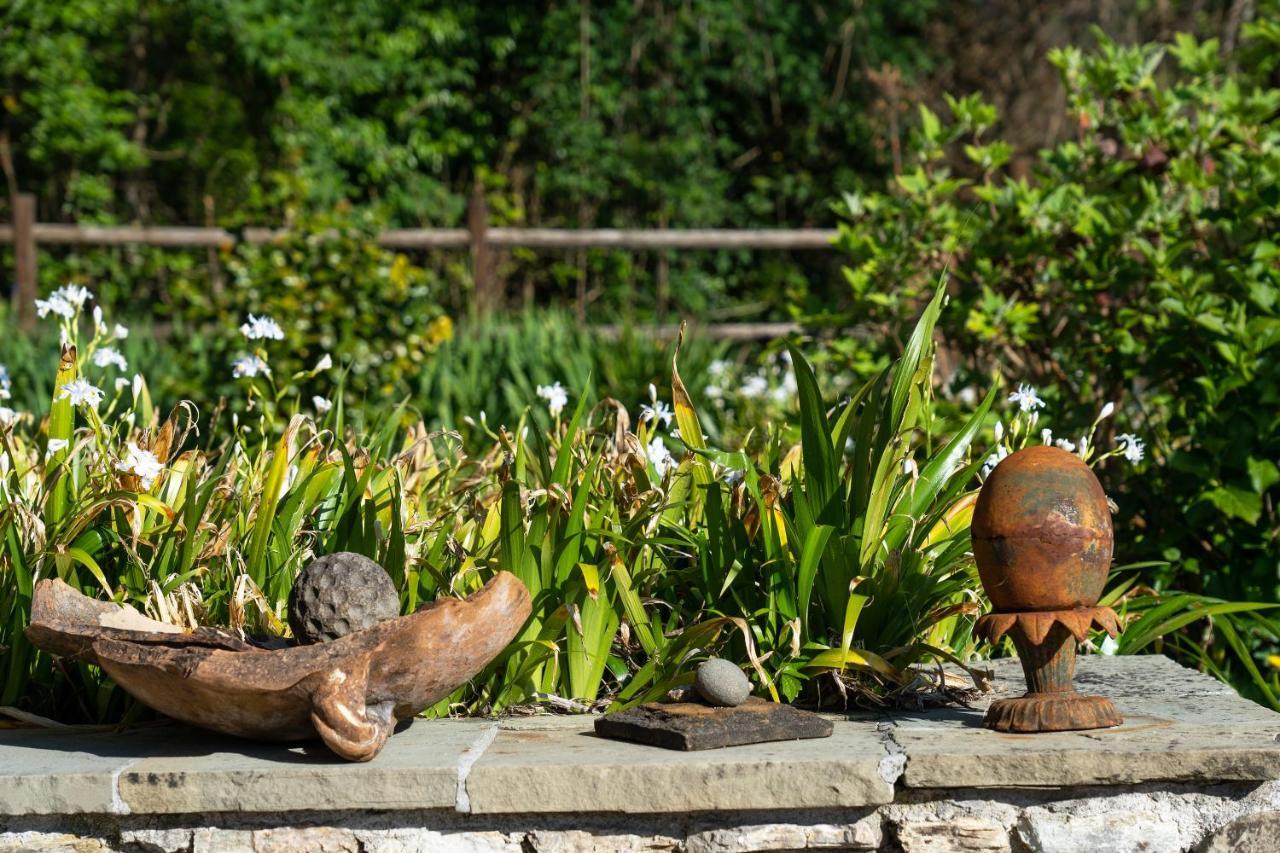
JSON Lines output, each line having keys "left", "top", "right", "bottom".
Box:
{"left": 13, "top": 193, "right": 36, "bottom": 331}
{"left": 657, "top": 211, "right": 670, "bottom": 325}
{"left": 467, "top": 181, "right": 494, "bottom": 315}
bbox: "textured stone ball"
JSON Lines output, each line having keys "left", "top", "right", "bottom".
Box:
{"left": 287, "top": 552, "right": 400, "bottom": 644}
{"left": 972, "top": 445, "right": 1113, "bottom": 612}
{"left": 694, "top": 658, "right": 752, "bottom": 707}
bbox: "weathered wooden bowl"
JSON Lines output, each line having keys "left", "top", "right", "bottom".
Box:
{"left": 25, "top": 572, "right": 530, "bottom": 761}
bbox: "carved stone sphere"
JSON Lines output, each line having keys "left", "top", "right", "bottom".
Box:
{"left": 971, "top": 445, "right": 1113, "bottom": 612}
{"left": 288, "top": 552, "right": 400, "bottom": 644}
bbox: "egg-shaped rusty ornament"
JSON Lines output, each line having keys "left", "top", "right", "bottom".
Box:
{"left": 973, "top": 445, "right": 1113, "bottom": 611}
{"left": 973, "top": 445, "right": 1123, "bottom": 733}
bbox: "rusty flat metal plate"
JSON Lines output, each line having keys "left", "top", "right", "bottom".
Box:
{"left": 594, "top": 698, "right": 834, "bottom": 751}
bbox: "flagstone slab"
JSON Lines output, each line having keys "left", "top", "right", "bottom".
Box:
{"left": 896, "top": 655, "right": 1280, "bottom": 789}
{"left": 464, "top": 715, "right": 897, "bottom": 814}
{"left": 117, "top": 718, "right": 492, "bottom": 814}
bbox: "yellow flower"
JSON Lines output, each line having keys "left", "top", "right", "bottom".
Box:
{"left": 1267, "top": 654, "right": 1280, "bottom": 669}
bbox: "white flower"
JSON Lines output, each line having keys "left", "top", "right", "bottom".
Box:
{"left": 1054, "top": 438, "right": 1076, "bottom": 452}
{"left": 740, "top": 374, "right": 769, "bottom": 399}
{"left": 1099, "top": 635, "right": 1119, "bottom": 656}
{"left": 35, "top": 295, "right": 74, "bottom": 319}
{"left": 93, "top": 305, "right": 106, "bottom": 334}
{"left": 132, "top": 374, "right": 145, "bottom": 398}
{"left": 536, "top": 382, "right": 568, "bottom": 417}
{"left": 640, "top": 399, "right": 674, "bottom": 429}
{"left": 1098, "top": 401, "right": 1116, "bottom": 420}
{"left": 769, "top": 370, "right": 798, "bottom": 405}
{"left": 708, "top": 359, "right": 731, "bottom": 381}
{"left": 46, "top": 438, "right": 69, "bottom": 459}
{"left": 239, "top": 313, "right": 285, "bottom": 341}
{"left": 1041, "top": 428, "right": 1053, "bottom": 445}
{"left": 1116, "top": 433, "right": 1145, "bottom": 464}
{"left": 114, "top": 377, "right": 130, "bottom": 392}
{"left": 113, "top": 323, "right": 129, "bottom": 340}
{"left": 1008, "top": 383, "right": 1046, "bottom": 412}
{"left": 1077, "top": 435, "right": 1090, "bottom": 460}
{"left": 54, "top": 285, "right": 92, "bottom": 309}
{"left": 58, "top": 378, "right": 104, "bottom": 407}
{"left": 314, "top": 353, "right": 333, "bottom": 371}
{"left": 116, "top": 442, "right": 164, "bottom": 489}
{"left": 92, "top": 347, "right": 128, "bottom": 371}
{"left": 980, "top": 444, "right": 1010, "bottom": 479}
{"left": 232, "top": 355, "right": 270, "bottom": 379}
{"left": 313, "top": 396, "right": 333, "bottom": 414}
{"left": 993, "top": 421, "right": 1004, "bottom": 442}
{"left": 0, "top": 407, "right": 17, "bottom": 427}
{"left": 646, "top": 436, "right": 675, "bottom": 478}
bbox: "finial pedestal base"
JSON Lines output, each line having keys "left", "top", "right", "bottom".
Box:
{"left": 976, "top": 607, "right": 1123, "bottom": 733}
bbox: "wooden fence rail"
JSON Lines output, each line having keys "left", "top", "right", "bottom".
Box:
{"left": 3, "top": 191, "right": 838, "bottom": 334}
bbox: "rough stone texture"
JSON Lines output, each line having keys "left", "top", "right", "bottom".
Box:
{"left": 694, "top": 658, "right": 751, "bottom": 707}
{"left": 1196, "top": 809, "right": 1280, "bottom": 852}
{"left": 287, "top": 551, "right": 400, "bottom": 643}
{"left": 2, "top": 657, "right": 1280, "bottom": 852}
{"left": 897, "top": 655, "right": 1280, "bottom": 788}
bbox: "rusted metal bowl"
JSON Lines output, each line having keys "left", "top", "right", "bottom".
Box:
{"left": 971, "top": 445, "right": 1113, "bottom": 612}
{"left": 25, "top": 572, "right": 530, "bottom": 761}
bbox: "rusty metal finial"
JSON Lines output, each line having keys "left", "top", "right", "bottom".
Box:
{"left": 972, "top": 445, "right": 1123, "bottom": 732}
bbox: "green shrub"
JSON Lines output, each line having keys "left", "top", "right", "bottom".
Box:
{"left": 832, "top": 29, "right": 1280, "bottom": 698}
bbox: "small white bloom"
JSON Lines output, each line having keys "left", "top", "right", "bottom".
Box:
{"left": 93, "top": 305, "right": 106, "bottom": 333}
{"left": 1116, "top": 433, "right": 1145, "bottom": 464}
{"left": 46, "top": 438, "right": 69, "bottom": 459}
{"left": 740, "top": 374, "right": 769, "bottom": 399}
{"left": 646, "top": 436, "right": 676, "bottom": 478}
{"left": 114, "top": 377, "right": 130, "bottom": 392}
{"left": 232, "top": 355, "right": 270, "bottom": 379}
{"left": 1077, "top": 435, "right": 1090, "bottom": 460}
{"left": 536, "top": 382, "right": 568, "bottom": 417}
{"left": 640, "top": 399, "right": 674, "bottom": 429}
{"left": 770, "top": 370, "right": 798, "bottom": 405}
{"left": 92, "top": 347, "right": 128, "bottom": 371}
{"left": 314, "top": 353, "right": 333, "bottom": 371}
{"left": 53, "top": 285, "right": 91, "bottom": 309}
{"left": 132, "top": 374, "right": 145, "bottom": 398}
{"left": 993, "top": 421, "right": 1004, "bottom": 442}
{"left": 1041, "top": 428, "right": 1053, "bottom": 445}
{"left": 313, "top": 396, "right": 333, "bottom": 414}
{"left": 708, "top": 359, "right": 732, "bottom": 381}
{"left": 0, "top": 406, "right": 18, "bottom": 427}
{"left": 113, "top": 323, "right": 129, "bottom": 340}
{"left": 58, "top": 378, "right": 105, "bottom": 407}
{"left": 1054, "top": 438, "right": 1077, "bottom": 452}
{"left": 239, "top": 313, "right": 285, "bottom": 341}
{"left": 1099, "top": 635, "right": 1119, "bottom": 656}
{"left": 1008, "top": 383, "right": 1046, "bottom": 412}
{"left": 980, "top": 444, "right": 1010, "bottom": 479}
{"left": 36, "top": 295, "right": 74, "bottom": 319}
{"left": 1099, "top": 401, "right": 1116, "bottom": 420}
{"left": 116, "top": 442, "right": 164, "bottom": 489}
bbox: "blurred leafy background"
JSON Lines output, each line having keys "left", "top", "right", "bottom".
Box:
{"left": 1, "top": 0, "right": 1278, "bottom": 714}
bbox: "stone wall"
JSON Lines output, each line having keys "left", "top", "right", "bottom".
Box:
{"left": 3, "top": 657, "right": 1279, "bottom": 853}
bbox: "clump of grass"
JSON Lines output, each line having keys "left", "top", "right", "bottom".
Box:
{"left": 2, "top": 283, "right": 1275, "bottom": 725}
